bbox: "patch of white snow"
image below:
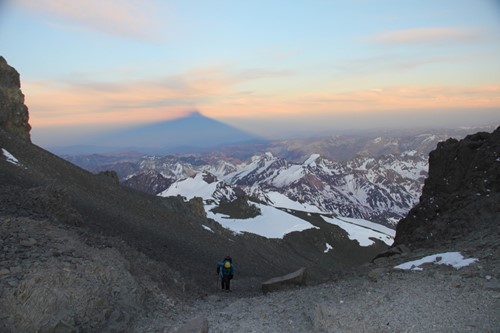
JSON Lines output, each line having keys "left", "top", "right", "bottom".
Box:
{"left": 394, "top": 252, "right": 478, "bottom": 271}
{"left": 321, "top": 216, "right": 395, "bottom": 246}
{"left": 304, "top": 154, "right": 320, "bottom": 166}
{"left": 324, "top": 243, "right": 333, "bottom": 253}
{"left": 1, "top": 148, "right": 21, "bottom": 166}
{"left": 271, "top": 165, "right": 305, "bottom": 187}
{"left": 207, "top": 203, "right": 318, "bottom": 239}
{"left": 158, "top": 173, "right": 218, "bottom": 200}
{"left": 202, "top": 225, "right": 214, "bottom": 233}
{"left": 265, "top": 191, "right": 325, "bottom": 213}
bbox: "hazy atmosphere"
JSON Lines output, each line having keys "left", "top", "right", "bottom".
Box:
{"left": 1, "top": 0, "right": 499, "bottom": 147}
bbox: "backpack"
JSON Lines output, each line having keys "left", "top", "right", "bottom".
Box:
{"left": 221, "top": 260, "right": 232, "bottom": 276}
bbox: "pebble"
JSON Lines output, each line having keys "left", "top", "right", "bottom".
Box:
{"left": 7, "top": 279, "right": 18, "bottom": 287}
{"left": 19, "top": 238, "right": 37, "bottom": 247}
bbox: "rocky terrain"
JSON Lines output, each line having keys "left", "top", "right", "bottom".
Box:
{"left": 1, "top": 55, "right": 498, "bottom": 332}
{"left": 148, "top": 235, "right": 500, "bottom": 333}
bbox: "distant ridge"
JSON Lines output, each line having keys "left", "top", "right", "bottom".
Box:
{"left": 50, "top": 111, "right": 265, "bottom": 155}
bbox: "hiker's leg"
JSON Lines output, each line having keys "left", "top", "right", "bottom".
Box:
{"left": 221, "top": 277, "right": 225, "bottom": 289}
{"left": 227, "top": 278, "right": 231, "bottom": 290}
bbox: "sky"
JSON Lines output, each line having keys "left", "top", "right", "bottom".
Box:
{"left": 1, "top": 0, "right": 500, "bottom": 147}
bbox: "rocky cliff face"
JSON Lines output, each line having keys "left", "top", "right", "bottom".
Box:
{"left": 394, "top": 126, "right": 500, "bottom": 248}
{"left": 0, "top": 56, "right": 31, "bottom": 142}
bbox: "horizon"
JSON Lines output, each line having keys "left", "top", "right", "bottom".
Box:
{"left": 1, "top": 1, "right": 499, "bottom": 147}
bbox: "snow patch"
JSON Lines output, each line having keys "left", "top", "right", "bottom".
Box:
{"left": 1, "top": 148, "right": 21, "bottom": 166}
{"left": 271, "top": 165, "right": 305, "bottom": 187}
{"left": 403, "top": 150, "right": 417, "bottom": 157}
{"left": 202, "top": 225, "right": 214, "bottom": 233}
{"left": 304, "top": 154, "right": 320, "bottom": 166}
{"left": 324, "top": 243, "right": 333, "bottom": 253}
{"left": 321, "top": 216, "right": 394, "bottom": 246}
{"left": 387, "top": 217, "right": 400, "bottom": 226}
{"left": 394, "top": 252, "right": 478, "bottom": 271}
{"left": 265, "top": 191, "right": 325, "bottom": 213}
{"left": 207, "top": 203, "right": 318, "bottom": 239}
{"left": 158, "top": 173, "right": 218, "bottom": 200}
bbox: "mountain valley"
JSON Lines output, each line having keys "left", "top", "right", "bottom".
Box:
{"left": 1, "top": 56, "right": 499, "bottom": 332}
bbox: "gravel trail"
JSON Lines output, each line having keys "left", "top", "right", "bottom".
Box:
{"left": 135, "top": 245, "right": 500, "bottom": 333}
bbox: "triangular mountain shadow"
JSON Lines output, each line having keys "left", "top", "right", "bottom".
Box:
{"left": 55, "top": 111, "right": 266, "bottom": 155}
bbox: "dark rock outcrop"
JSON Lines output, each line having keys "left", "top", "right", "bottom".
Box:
{"left": 0, "top": 56, "right": 31, "bottom": 142}
{"left": 210, "top": 195, "right": 261, "bottom": 219}
{"left": 98, "top": 170, "right": 120, "bottom": 184}
{"left": 394, "top": 126, "right": 500, "bottom": 248}
{"left": 123, "top": 171, "right": 174, "bottom": 195}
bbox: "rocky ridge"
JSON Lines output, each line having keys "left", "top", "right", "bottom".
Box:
{"left": 0, "top": 56, "right": 31, "bottom": 142}
{"left": 395, "top": 127, "right": 500, "bottom": 248}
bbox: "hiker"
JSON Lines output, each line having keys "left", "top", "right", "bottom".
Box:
{"left": 217, "top": 256, "right": 234, "bottom": 291}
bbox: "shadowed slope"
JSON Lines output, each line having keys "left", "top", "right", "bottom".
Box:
{"left": 51, "top": 111, "right": 265, "bottom": 155}
{"left": 1, "top": 128, "right": 389, "bottom": 293}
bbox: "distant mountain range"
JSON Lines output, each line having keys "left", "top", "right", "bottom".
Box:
{"left": 151, "top": 151, "right": 426, "bottom": 227}
{"left": 48, "top": 111, "right": 265, "bottom": 155}
{"left": 62, "top": 128, "right": 498, "bottom": 227}
{"left": 60, "top": 122, "right": 498, "bottom": 229}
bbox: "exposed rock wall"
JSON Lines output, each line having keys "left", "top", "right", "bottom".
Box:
{"left": 394, "top": 126, "right": 500, "bottom": 247}
{"left": 0, "top": 56, "right": 31, "bottom": 142}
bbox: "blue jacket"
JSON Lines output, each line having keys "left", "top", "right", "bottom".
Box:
{"left": 217, "top": 260, "right": 234, "bottom": 277}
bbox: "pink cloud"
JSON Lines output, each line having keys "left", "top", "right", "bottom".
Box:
{"left": 294, "top": 85, "right": 500, "bottom": 113}
{"left": 368, "top": 27, "right": 482, "bottom": 45}
{"left": 23, "top": 66, "right": 240, "bottom": 127}
{"left": 22, "top": 65, "right": 500, "bottom": 129}
{"left": 16, "top": 0, "right": 162, "bottom": 40}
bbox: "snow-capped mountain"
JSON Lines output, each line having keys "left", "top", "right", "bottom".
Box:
{"left": 157, "top": 168, "right": 395, "bottom": 245}
{"left": 63, "top": 130, "right": 495, "bottom": 228}
{"left": 153, "top": 151, "right": 427, "bottom": 226}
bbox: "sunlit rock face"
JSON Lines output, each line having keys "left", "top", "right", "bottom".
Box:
{"left": 0, "top": 56, "right": 31, "bottom": 142}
